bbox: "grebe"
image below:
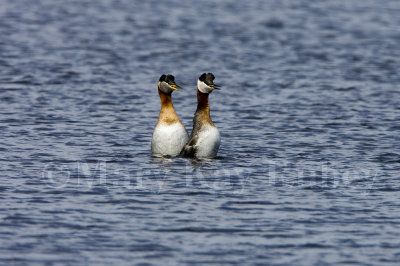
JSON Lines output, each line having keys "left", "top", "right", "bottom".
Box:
{"left": 180, "top": 73, "right": 220, "bottom": 159}
{"left": 151, "top": 74, "right": 188, "bottom": 156}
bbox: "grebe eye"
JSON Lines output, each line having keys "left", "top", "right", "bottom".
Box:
{"left": 165, "top": 74, "right": 175, "bottom": 83}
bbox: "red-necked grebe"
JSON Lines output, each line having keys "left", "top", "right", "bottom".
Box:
{"left": 151, "top": 74, "right": 188, "bottom": 156}
{"left": 181, "top": 73, "right": 221, "bottom": 159}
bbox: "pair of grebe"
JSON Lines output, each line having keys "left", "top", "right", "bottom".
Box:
{"left": 151, "top": 73, "right": 220, "bottom": 159}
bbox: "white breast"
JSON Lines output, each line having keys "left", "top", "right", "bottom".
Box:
{"left": 151, "top": 122, "right": 188, "bottom": 156}
{"left": 195, "top": 125, "right": 220, "bottom": 158}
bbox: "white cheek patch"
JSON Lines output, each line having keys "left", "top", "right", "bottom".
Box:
{"left": 159, "top": 81, "right": 172, "bottom": 94}
{"left": 197, "top": 80, "right": 212, "bottom": 93}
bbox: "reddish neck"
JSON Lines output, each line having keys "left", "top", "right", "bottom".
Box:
{"left": 159, "top": 89, "right": 173, "bottom": 108}
{"left": 195, "top": 88, "right": 213, "bottom": 125}
{"left": 158, "top": 89, "right": 179, "bottom": 124}
{"left": 197, "top": 88, "right": 210, "bottom": 112}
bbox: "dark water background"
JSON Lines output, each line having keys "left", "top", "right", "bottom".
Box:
{"left": 1, "top": 0, "right": 400, "bottom": 265}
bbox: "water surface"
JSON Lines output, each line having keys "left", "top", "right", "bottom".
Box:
{"left": 0, "top": 0, "right": 400, "bottom": 265}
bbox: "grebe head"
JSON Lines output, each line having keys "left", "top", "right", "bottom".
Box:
{"left": 197, "top": 73, "right": 220, "bottom": 94}
{"left": 158, "top": 74, "right": 183, "bottom": 94}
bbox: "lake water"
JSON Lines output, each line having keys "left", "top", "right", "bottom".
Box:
{"left": 1, "top": 0, "right": 400, "bottom": 265}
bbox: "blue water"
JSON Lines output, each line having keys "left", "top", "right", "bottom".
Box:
{"left": 1, "top": 0, "right": 400, "bottom": 264}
